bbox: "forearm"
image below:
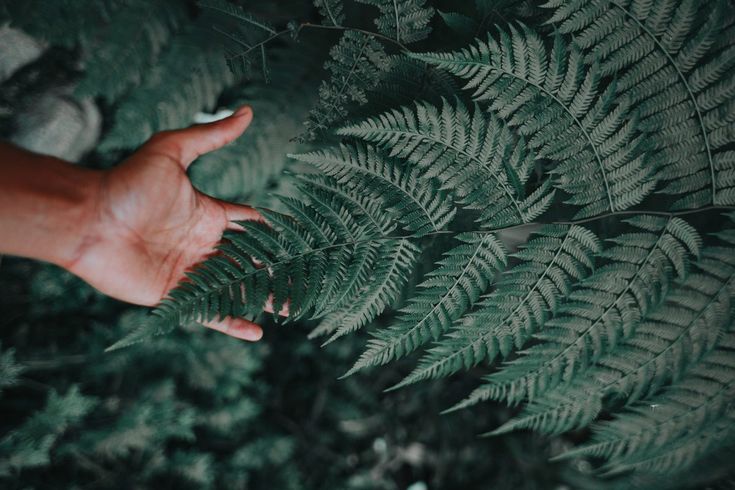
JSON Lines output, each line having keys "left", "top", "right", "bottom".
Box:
{"left": 0, "top": 142, "right": 102, "bottom": 269}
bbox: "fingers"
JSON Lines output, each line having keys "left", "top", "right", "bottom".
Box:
{"left": 202, "top": 316, "right": 263, "bottom": 341}
{"left": 218, "top": 201, "right": 264, "bottom": 229}
{"left": 144, "top": 105, "right": 253, "bottom": 169}
{"left": 265, "top": 294, "right": 290, "bottom": 317}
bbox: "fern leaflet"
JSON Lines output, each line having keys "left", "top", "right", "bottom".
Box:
{"left": 454, "top": 216, "right": 701, "bottom": 409}
{"left": 395, "top": 224, "right": 601, "bottom": 388}
{"left": 338, "top": 98, "right": 555, "bottom": 228}
{"left": 412, "top": 26, "right": 657, "bottom": 218}
{"left": 346, "top": 232, "right": 507, "bottom": 375}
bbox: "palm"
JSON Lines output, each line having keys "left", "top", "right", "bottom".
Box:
{"left": 72, "top": 107, "right": 264, "bottom": 340}
{"left": 96, "top": 149, "right": 232, "bottom": 304}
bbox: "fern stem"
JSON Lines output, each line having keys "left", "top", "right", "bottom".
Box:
{"left": 608, "top": 1, "right": 716, "bottom": 204}
{"left": 201, "top": 1, "right": 277, "bottom": 34}
{"left": 392, "top": 0, "right": 401, "bottom": 43}
{"left": 323, "top": 3, "right": 340, "bottom": 27}
{"left": 415, "top": 206, "right": 735, "bottom": 238}
{"left": 299, "top": 22, "right": 410, "bottom": 51}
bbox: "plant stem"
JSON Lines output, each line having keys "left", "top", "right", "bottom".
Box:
{"left": 212, "top": 20, "right": 409, "bottom": 62}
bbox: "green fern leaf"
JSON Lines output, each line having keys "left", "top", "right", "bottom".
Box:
{"left": 558, "top": 331, "right": 735, "bottom": 467}
{"left": 345, "top": 232, "right": 507, "bottom": 375}
{"left": 396, "top": 224, "right": 601, "bottom": 388}
{"left": 314, "top": 0, "right": 345, "bottom": 26}
{"left": 289, "top": 142, "right": 456, "bottom": 236}
{"left": 412, "top": 26, "right": 658, "bottom": 218}
{"left": 543, "top": 0, "right": 735, "bottom": 208}
{"left": 197, "top": 0, "right": 280, "bottom": 79}
{"left": 315, "top": 238, "right": 421, "bottom": 342}
{"left": 294, "top": 173, "right": 397, "bottom": 236}
{"left": 490, "top": 243, "right": 735, "bottom": 436}
{"left": 455, "top": 216, "right": 701, "bottom": 409}
{"left": 338, "top": 98, "right": 555, "bottom": 227}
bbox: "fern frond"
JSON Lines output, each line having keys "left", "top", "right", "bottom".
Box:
{"left": 396, "top": 224, "right": 600, "bottom": 388}
{"left": 289, "top": 143, "right": 456, "bottom": 235}
{"left": 338, "top": 98, "right": 555, "bottom": 227}
{"left": 294, "top": 173, "right": 397, "bottom": 236}
{"left": 373, "top": 54, "right": 460, "bottom": 110}
{"left": 559, "top": 331, "right": 735, "bottom": 467}
{"left": 455, "top": 216, "right": 701, "bottom": 409}
{"left": 345, "top": 232, "right": 507, "bottom": 375}
{"left": 314, "top": 238, "right": 420, "bottom": 342}
{"left": 489, "top": 243, "right": 735, "bottom": 436}
{"left": 543, "top": 0, "right": 735, "bottom": 208}
{"left": 355, "top": 0, "right": 435, "bottom": 44}
{"left": 606, "top": 409, "right": 735, "bottom": 477}
{"left": 197, "top": 0, "right": 276, "bottom": 36}
{"left": 304, "top": 31, "right": 390, "bottom": 139}
{"left": 412, "top": 26, "right": 658, "bottom": 218}
{"left": 566, "top": 331, "right": 735, "bottom": 478}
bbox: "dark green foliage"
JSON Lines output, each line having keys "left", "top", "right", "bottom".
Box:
{"left": 347, "top": 232, "right": 507, "bottom": 374}
{"left": 0, "top": 386, "right": 97, "bottom": 476}
{"left": 99, "top": 27, "right": 236, "bottom": 150}
{"left": 338, "top": 98, "right": 555, "bottom": 227}
{"left": 139, "top": 2, "right": 735, "bottom": 487}
{"left": 303, "top": 30, "right": 390, "bottom": 139}
{"left": 303, "top": 0, "right": 436, "bottom": 139}
{"left": 74, "top": 0, "right": 186, "bottom": 101}
{"left": 465, "top": 216, "right": 702, "bottom": 408}
{"left": 3, "top": 0, "right": 735, "bottom": 489}
{"left": 314, "top": 0, "right": 345, "bottom": 26}
{"left": 291, "top": 143, "right": 457, "bottom": 234}
{"left": 397, "top": 224, "right": 601, "bottom": 388}
{"left": 413, "top": 27, "right": 657, "bottom": 218}
{"left": 544, "top": 0, "right": 735, "bottom": 209}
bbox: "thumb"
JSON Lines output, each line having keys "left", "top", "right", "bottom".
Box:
{"left": 144, "top": 106, "right": 253, "bottom": 169}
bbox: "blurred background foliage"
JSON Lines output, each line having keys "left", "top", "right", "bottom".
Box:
{"left": 0, "top": 0, "right": 578, "bottom": 488}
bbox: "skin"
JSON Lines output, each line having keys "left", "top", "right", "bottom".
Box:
{"left": 0, "top": 106, "right": 268, "bottom": 341}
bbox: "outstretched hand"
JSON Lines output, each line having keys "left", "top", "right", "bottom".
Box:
{"left": 69, "top": 107, "right": 266, "bottom": 341}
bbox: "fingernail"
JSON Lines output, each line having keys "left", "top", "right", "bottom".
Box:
{"left": 244, "top": 327, "right": 263, "bottom": 342}
{"left": 233, "top": 105, "right": 251, "bottom": 117}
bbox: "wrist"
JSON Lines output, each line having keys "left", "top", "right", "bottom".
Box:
{"left": 0, "top": 143, "right": 105, "bottom": 270}
{"left": 54, "top": 165, "right": 106, "bottom": 273}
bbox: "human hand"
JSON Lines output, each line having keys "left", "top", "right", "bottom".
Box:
{"left": 69, "top": 107, "right": 266, "bottom": 341}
